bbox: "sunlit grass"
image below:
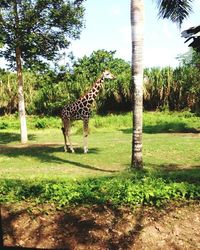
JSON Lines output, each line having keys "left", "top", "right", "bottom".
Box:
{"left": 0, "top": 112, "right": 200, "bottom": 206}
{"left": 1, "top": 111, "right": 199, "bottom": 133}
{"left": 0, "top": 111, "right": 199, "bottom": 181}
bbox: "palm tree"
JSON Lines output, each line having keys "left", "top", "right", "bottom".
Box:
{"left": 157, "top": 1, "right": 200, "bottom": 51}
{"left": 181, "top": 25, "right": 200, "bottom": 52}
{"left": 130, "top": 0, "right": 194, "bottom": 169}
{"left": 130, "top": 0, "right": 144, "bottom": 169}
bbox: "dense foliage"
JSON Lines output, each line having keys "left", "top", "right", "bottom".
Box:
{"left": 0, "top": 0, "right": 85, "bottom": 69}
{"left": 0, "top": 50, "right": 199, "bottom": 115}
{"left": 1, "top": 174, "right": 199, "bottom": 207}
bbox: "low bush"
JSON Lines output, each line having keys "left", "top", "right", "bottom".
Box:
{"left": 0, "top": 121, "right": 8, "bottom": 129}
{"left": 1, "top": 174, "right": 199, "bottom": 207}
{"left": 33, "top": 117, "right": 60, "bottom": 129}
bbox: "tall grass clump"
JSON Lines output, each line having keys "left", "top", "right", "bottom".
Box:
{"left": 143, "top": 111, "right": 200, "bottom": 133}
{"left": 91, "top": 114, "right": 132, "bottom": 132}
{"left": 0, "top": 111, "right": 199, "bottom": 133}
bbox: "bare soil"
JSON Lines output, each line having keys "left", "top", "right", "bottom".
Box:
{"left": 1, "top": 202, "right": 200, "bottom": 250}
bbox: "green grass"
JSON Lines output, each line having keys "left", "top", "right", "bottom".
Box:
{"left": 0, "top": 111, "right": 200, "bottom": 206}
{"left": 1, "top": 110, "right": 199, "bottom": 133}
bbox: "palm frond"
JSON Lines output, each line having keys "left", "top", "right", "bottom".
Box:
{"left": 157, "top": 0, "right": 194, "bottom": 27}
{"left": 182, "top": 25, "right": 200, "bottom": 52}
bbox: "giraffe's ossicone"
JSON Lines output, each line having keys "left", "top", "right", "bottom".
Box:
{"left": 61, "top": 70, "right": 115, "bottom": 153}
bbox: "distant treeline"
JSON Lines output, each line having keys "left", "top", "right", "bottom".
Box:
{"left": 0, "top": 50, "right": 199, "bottom": 115}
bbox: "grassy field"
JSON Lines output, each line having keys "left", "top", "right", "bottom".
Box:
{"left": 0, "top": 111, "right": 200, "bottom": 206}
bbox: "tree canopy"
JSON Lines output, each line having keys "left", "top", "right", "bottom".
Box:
{"left": 0, "top": 0, "right": 86, "bottom": 69}
{"left": 0, "top": 0, "right": 86, "bottom": 143}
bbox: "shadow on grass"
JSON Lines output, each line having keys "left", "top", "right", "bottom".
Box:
{"left": 147, "top": 163, "right": 200, "bottom": 184}
{"left": 72, "top": 147, "right": 100, "bottom": 155}
{"left": 123, "top": 162, "right": 200, "bottom": 184}
{"left": 0, "top": 132, "right": 36, "bottom": 144}
{"left": 0, "top": 144, "right": 117, "bottom": 173}
{"left": 121, "top": 121, "right": 200, "bottom": 134}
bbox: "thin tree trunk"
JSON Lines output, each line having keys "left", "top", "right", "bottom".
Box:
{"left": 0, "top": 205, "right": 3, "bottom": 248}
{"left": 13, "top": 1, "right": 28, "bottom": 144}
{"left": 130, "top": 0, "right": 144, "bottom": 169}
{"left": 16, "top": 46, "right": 28, "bottom": 144}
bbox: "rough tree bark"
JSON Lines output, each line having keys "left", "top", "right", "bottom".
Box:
{"left": 130, "top": 0, "right": 144, "bottom": 169}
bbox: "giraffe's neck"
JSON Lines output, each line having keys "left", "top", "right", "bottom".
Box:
{"left": 81, "top": 74, "right": 104, "bottom": 104}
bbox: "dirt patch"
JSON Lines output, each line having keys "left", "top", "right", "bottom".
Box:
{"left": 0, "top": 143, "right": 63, "bottom": 149}
{"left": 1, "top": 202, "right": 200, "bottom": 250}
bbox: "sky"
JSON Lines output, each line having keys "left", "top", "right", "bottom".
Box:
{"left": 68, "top": 0, "right": 200, "bottom": 68}
{"left": 0, "top": 0, "right": 199, "bottom": 69}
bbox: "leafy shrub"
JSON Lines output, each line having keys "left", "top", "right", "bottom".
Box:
{"left": 1, "top": 175, "right": 200, "bottom": 207}
{"left": 0, "top": 121, "right": 8, "bottom": 129}
{"left": 33, "top": 117, "right": 60, "bottom": 129}
{"left": 34, "top": 119, "right": 48, "bottom": 129}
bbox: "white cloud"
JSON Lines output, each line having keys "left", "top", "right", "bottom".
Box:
{"left": 147, "top": 31, "right": 160, "bottom": 42}
{"left": 110, "top": 5, "right": 121, "bottom": 16}
{"left": 118, "top": 25, "right": 131, "bottom": 43}
{"left": 193, "top": 0, "right": 200, "bottom": 10}
{"left": 144, "top": 44, "right": 188, "bottom": 68}
{"left": 162, "top": 23, "right": 174, "bottom": 39}
{"left": 69, "top": 41, "right": 93, "bottom": 59}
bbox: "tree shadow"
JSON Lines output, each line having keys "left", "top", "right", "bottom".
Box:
{"left": 0, "top": 204, "right": 146, "bottom": 250}
{"left": 0, "top": 144, "right": 117, "bottom": 173}
{"left": 123, "top": 162, "right": 200, "bottom": 184}
{"left": 147, "top": 163, "right": 200, "bottom": 184}
{"left": 0, "top": 204, "right": 68, "bottom": 250}
{"left": 2, "top": 200, "right": 198, "bottom": 250}
{"left": 0, "top": 132, "right": 36, "bottom": 144}
{"left": 107, "top": 206, "right": 144, "bottom": 249}
{"left": 121, "top": 121, "right": 200, "bottom": 134}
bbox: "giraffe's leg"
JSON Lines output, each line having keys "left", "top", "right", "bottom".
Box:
{"left": 67, "top": 123, "right": 75, "bottom": 153}
{"left": 83, "top": 119, "right": 89, "bottom": 154}
{"left": 62, "top": 119, "right": 74, "bottom": 153}
{"left": 61, "top": 126, "right": 68, "bottom": 152}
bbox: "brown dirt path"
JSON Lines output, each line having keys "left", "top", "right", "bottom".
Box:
{"left": 1, "top": 202, "right": 200, "bottom": 250}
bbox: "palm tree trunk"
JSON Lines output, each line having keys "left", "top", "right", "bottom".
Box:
{"left": 13, "top": 1, "right": 28, "bottom": 144}
{"left": 130, "top": 0, "right": 144, "bottom": 169}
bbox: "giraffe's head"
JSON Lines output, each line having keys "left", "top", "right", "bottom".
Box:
{"left": 102, "top": 70, "right": 115, "bottom": 80}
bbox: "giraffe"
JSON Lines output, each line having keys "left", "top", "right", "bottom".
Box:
{"left": 61, "top": 70, "right": 115, "bottom": 153}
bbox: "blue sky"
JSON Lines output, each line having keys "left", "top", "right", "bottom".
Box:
{"left": 69, "top": 0, "right": 200, "bottom": 68}
{"left": 0, "top": 0, "right": 199, "bottom": 69}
